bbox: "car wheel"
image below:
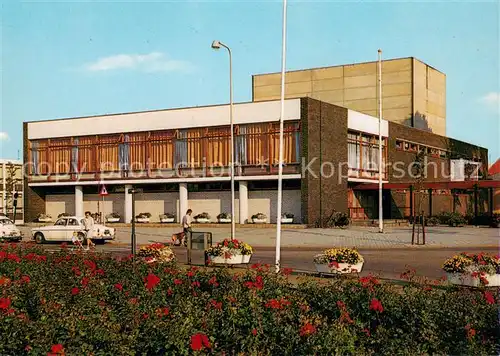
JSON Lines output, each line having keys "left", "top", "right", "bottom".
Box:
{"left": 34, "top": 232, "right": 45, "bottom": 244}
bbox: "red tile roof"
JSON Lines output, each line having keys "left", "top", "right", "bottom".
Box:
{"left": 489, "top": 159, "right": 500, "bottom": 176}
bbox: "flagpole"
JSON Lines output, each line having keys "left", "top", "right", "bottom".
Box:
{"left": 378, "top": 49, "right": 384, "bottom": 233}
{"left": 275, "top": 0, "right": 287, "bottom": 273}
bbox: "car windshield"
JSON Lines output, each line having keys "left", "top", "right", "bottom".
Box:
{"left": 54, "top": 219, "right": 67, "bottom": 226}
{"left": 0, "top": 218, "right": 13, "bottom": 225}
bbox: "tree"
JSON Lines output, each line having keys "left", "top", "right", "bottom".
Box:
{"left": 4, "top": 162, "right": 21, "bottom": 220}
{"left": 411, "top": 151, "right": 427, "bottom": 245}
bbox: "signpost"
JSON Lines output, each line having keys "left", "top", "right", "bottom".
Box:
{"left": 128, "top": 187, "right": 142, "bottom": 257}
{"left": 99, "top": 184, "right": 108, "bottom": 224}
{"left": 12, "top": 192, "right": 19, "bottom": 224}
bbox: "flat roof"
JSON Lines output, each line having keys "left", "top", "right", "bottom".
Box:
{"left": 0, "top": 159, "right": 22, "bottom": 165}
{"left": 23, "top": 98, "right": 293, "bottom": 124}
{"left": 252, "top": 56, "right": 445, "bottom": 78}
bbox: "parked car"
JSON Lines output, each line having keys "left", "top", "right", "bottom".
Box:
{"left": 31, "top": 216, "right": 115, "bottom": 244}
{"left": 0, "top": 215, "right": 22, "bottom": 242}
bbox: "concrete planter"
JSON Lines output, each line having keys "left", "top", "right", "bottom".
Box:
{"left": 281, "top": 218, "right": 294, "bottom": 224}
{"left": 195, "top": 218, "right": 210, "bottom": 224}
{"left": 38, "top": 218, "right": 52, "bottom": 223}
{"left": 218, "top": 218, "right": 232, "bottom": 224}
{"left": 252, "top": 218, "right": 267, "bottom": 224}
{"left": 106, "top": 217, "right": 120, "bottom": 223}
{"left": 136, "top": 217, "right": 150, "bottom": 223}
{"left": 314, "top": 261, "right": 364, "bottom": 274}
{"left": 446, "top": 272, "right": 500, "bottom": 287}
{"left": 160, "top": 218, "right": 175, "bottom": 223}
{"left": 208, "top": 253, "right": 252, "bottom": 265}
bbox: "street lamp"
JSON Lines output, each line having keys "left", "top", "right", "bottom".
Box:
{"left": 212, "top": 40, "right": 236, "bottom": 240}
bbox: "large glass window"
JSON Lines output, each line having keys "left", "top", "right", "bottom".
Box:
{"left": 28, "top": 120, "right": 301, "bottom": 176}
{"left": 348, "top": 131, "right": 386, "bottom": 179}
{"left": 119, "top": 134, "right": 130, "bottom": 172}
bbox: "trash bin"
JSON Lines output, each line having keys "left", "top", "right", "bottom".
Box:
{"left": 187, "top": 231, "right": 212, "bottom": 265}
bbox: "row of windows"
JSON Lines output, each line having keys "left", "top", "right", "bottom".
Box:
{"left": 29, "top": 122, "right": 301, "bottom": 175}
{"left": 347, "top": 131, "right": 387, "bottom": 179}
{"left": 395, "top": 139, "right": 449, "bottom": 158}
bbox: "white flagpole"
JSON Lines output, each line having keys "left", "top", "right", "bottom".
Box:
{"left": 275, "top": 0, "right": 287, "bottom": 273}
{"left": 378, "top": 49, "right": 384, "bottom": 233}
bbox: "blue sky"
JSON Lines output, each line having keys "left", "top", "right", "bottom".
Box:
{"left": 1, "top": 0, "right": 499, "bottom": 162}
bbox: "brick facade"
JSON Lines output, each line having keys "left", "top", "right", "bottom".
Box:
{"left": 23, "top": 123, "right": 46, "bottom": 222}
{"left": 301, "top": 98, "right": 348, "bottom": 226}
{"left": 388, "top": 122, "right": 488, "bottom": 183}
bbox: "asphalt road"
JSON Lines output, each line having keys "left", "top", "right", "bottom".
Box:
{"left": 32, "top": 242, "right": 498, "bottom": 281}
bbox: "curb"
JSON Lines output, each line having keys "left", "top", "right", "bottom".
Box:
{"left": 107, "top": 242, "right": 499, "bottom": 250}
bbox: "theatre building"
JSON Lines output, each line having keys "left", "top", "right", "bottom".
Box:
{"left": 23, "top": 96, "right": 492, "bottom": 226}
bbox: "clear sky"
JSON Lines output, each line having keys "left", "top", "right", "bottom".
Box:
{"left": 1, "top": 0, "right": 499, "bottom": 162}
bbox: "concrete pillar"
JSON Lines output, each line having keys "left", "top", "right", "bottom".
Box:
{"left": 239, "top": 181, "right": 248, "bottom": 224}
{"left": 75, "top": 186, "right": 83, "bottom": 217}
{"left": 179, "top": 183, "right": 188, "bottom": 223}
{"left": 125, "top": 185, "right": 133, "bottom": 223}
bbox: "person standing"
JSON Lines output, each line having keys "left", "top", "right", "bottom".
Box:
{"left": 83, "top": 211, "right": 96, "bottom": 250}
{"left": 182, "top": 209, "right": 193, "bottom": 247}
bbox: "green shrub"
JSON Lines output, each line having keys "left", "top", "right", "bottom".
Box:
{"left": 318, "top": 210, "right": 350, "bottom": 228}
{"left": 425, "top": 216, "right": 440, "bottom": 226}
{"left": 435, "top": 212, "right": 467, "bottom": 227}
{"left": 0, "top": 244, "right": 498, "bottom": 355}
{"left": 448, "top": 213, "right": 467, "bottom": 227}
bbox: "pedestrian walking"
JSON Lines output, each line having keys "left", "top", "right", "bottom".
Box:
{"left": 181, "top": 209, "right": 193, "bottom": 247}
{"left": 83, "top": 211, "right": 96, "bottom": 250}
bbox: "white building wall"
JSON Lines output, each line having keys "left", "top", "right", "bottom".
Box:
{"left": 28, "top": 99, "right": 301, "bottom": 140}
{"left": 43, "top": 188, "right": 302, "bottom": 224}
{"left": 135, "top": 192, "right": 178, "bottom": 222}
{"left": 46, "top": 194, "right": 74, "bottom": 219}
{"left": 248, "top": 189, "right": 301, "bottom": 223}
{"left": 188, "top": 191, "right": 238, "bottom": 223}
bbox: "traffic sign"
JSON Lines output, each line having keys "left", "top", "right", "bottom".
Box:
{"left": 99, "top": 185, "right": 109, "bottom": 196}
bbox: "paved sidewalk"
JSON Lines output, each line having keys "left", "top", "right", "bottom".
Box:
{"left": 101, "top": 225, "right": 499, "bottom": 249}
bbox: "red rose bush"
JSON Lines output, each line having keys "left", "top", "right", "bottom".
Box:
{"left": 0, "top": 243, "right": 498, "bottom": 355}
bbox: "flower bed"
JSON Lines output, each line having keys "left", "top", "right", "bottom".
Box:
{"left": 206, "top": 238, "right": 253, "bottom": 264}
{"left": 137, "top": 243, "right": 176, "bottom": 264}
{"left": 194, "top": 213, "right": 211, "bottom": 224}
{"left": 0, "top": 244, "right": 498, "bottom": 355}
{"left": 442, "top": 252, "right": 500, "bottom": 286}
{"left": 313, "top": 248, "right": 364, "bottom": 274}
{"left": 159, "top": 213, "right": 175, "bottom": 223}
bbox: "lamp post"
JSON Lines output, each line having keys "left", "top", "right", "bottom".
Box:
{"left": 275, "top": 0, "right": 288, "bottom": 273}
{"left": 212, "top": 40, "right": 236, "bottom": 240}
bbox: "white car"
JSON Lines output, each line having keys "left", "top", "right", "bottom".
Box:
{"left": 0, "top": 215, "right": 22, "bottom": 242}
{"left": 31, "top": 216, "right": 116, "bottom": 244}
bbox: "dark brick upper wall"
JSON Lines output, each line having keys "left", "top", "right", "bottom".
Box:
{"left": 301, "top": 98, "right": 348, "bottom": 226}
{"left": 388, "top": 121, "right": 488, "bottom": 182}
{"left": 23, "top": 122, "right": 46, "bottom": 222}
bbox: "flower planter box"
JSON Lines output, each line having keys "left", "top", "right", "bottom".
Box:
{"left": 218, "top": 218, "right": 231, "bottom": 224}
{"left": 38, "top": 218, "right": 52, "bottom": 223}
{"left": 208, "top": 253, "right": 252, "bottom": 265}
{"left": 106, "top": 218, "right": 120, "bottom": 223}
{"left": 136, "top": 218, "right": 150, "bottom": 223}
{"left": 281, "top": 218, "right": 294, "bottom": 224}
{"left": 160, "top": 218, "right": 175, "bottom": 223}
{"left": 196, "top": 218, "right": 210, "bottom": 224}
{"left": 314, "top": 261, "right": 364, "bottom": 274}
{"left": 446, "top": 273, "right": 500, "bottom": 287}
{"left": 252, "top": 218, "right": 267, "bottom": 224}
